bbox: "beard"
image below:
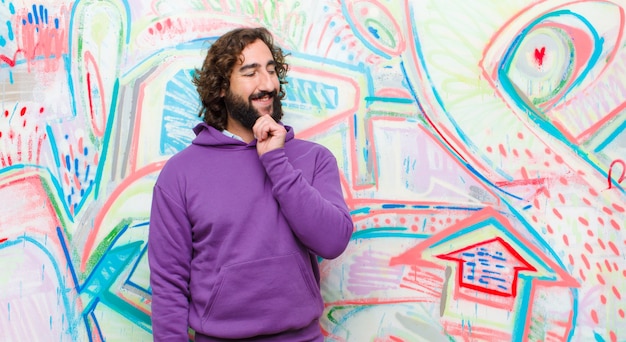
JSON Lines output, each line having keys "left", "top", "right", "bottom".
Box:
{"left": 224, "top": 89, "right": 283, "bottom": 130}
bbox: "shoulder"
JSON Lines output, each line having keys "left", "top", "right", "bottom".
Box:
{"left": 288, "top": 138, "right": 329, "bottom": 152}
{"left": 155, "top": 145, "right": 200, "bottom": 185}
{"left": 286, "top": 138, "right": 337, "bottom": 163}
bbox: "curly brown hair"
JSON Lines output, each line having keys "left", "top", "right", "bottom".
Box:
{"left": 192, "top": 27, "right": 289, "bottom": 130}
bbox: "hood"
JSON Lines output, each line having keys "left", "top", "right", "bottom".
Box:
{"left": 191, "top": 122, "right": 295, "bottom": 149}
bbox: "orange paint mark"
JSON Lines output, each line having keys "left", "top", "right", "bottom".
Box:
{"left": 547, "top": 224, "right": 553, "bottom": 234}
{"left": 525, "top": 149, "right": 533, "bottom": 158}
{"left": 596, "top": 262, "right": 603, "bottom": 272}
{"left": 598, "top": 238, "right": 606, "bottom": 250}
{"left": 598, "top": 217, "right": 605, "bottom": 225}
{"left": 619, "top": 309, "right": 625, "bottom": 319}
{"left": 555, "top": 155, "right": 564, "bottom": 164}
{"left": 583, "top": 197, "right": 591, "bottom": 205}
{"left": 498, "top": 144, "right": 507, "bottom": 157}
{"left": 584, "top": 243, "right": 593, "bottom": 253}
{"left": 613, "top": 203, "right": 625, "bottom": 212}
{"left": 586, "top": 230, "right": 594, "bottom": 237}
{"left": 610, "top": 220, "right": 621, "bottom": 231}
{"left": 579, "top": 217, "right": 589, "bottom": 226}
{"left": 589, "top": 188, "right": 599, "bottom": 196}
{"left": 579, "top": 269, "right": 586, "bottom": 281}
{"left": 517, "top": 132, "right": 524, "bottom": 139}
{"left": 563, "top": 234, "right": 569, "bottom": 246}
{"left": 521, "top": 167, "right": 529, "bottom": 179}
{"left": 581, "top": 254, "right": 590, "bottom": 269}
{"left": 591, "top": 309, "right": 599, "bottom": 324}
{"left": 545, "top": 148, "right": 552, "bottom": 155}
{"left": 610, "top": 331, "right": 617, "bottom": 342}
{"left": 613, "top": 286, "right": 622, "bottom": 300}
{"left": 605, "top": 259, "right": 612, "bottom": 272}
{"left": 559, "top": 177, "right": 568, "bottom": 185}
{"left": 543, "top": 188, "right": 551, "bottom": 198}
{"left": 532, "top": 215, "right": 538, "bottom": 223}
{"left": 553, "top": 208, "right": 563, "bottom": 219}
{"left": 568, "top": 254, "right": 575, "bottom": 265}
{"left": 73, "top": 174, "right": 81, "bottom": 191}
{"left": 486, "top": 146, "right": 493, "bottom": 153}
{"left": 600, "top": 295, "right": 606, "bottom": 304}
{"left": 597, "top": 274, "right": 605, "bottom": 285}
{"left": 558, "top": 193, "right": 566, "bottom": 204}
{"left": 602, "top": 207, "right": 613, "bottom": 215}
{"left": 513, "top": 149, "right": 519, "bottom": 157}
{"left": 608, "top": 241, "right": 620, "bottom": 256}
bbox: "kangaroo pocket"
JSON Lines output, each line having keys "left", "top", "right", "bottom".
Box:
{"left": 200, "top": 252, "right": 322, "bottom": 339}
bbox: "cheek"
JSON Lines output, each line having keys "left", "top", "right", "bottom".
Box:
{"left": 230, "top": 84, "right": 252, "bottom": 99}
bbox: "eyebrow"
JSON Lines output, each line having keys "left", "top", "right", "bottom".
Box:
{"left": 238, "top": 60, "right": 276, "bottom": 73}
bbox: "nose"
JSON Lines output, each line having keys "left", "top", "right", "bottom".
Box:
{"left": 258, "top": 69, "right": 276, "bottom": 92}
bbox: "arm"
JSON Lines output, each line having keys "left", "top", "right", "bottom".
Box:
{"left": 148, "top": 184, "right": 192, "bottom": 341}
{"left": 260, "top": 147, "right": 353, "bottom": 259}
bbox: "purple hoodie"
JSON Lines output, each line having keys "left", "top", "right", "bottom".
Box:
{"left": 148, "top": 122, "right": 353, "bottom": 341}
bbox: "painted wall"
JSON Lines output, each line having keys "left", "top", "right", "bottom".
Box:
{"left": 1, "top": 0, "right": 625, "bottom": 341}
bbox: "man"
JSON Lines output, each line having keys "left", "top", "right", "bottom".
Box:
{"left": 148, "top": 27, "right": 354, "bottom": 341}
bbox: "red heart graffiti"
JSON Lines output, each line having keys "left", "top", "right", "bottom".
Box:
{"left": 534, "top": 47, "right": 546, "bottom": 67}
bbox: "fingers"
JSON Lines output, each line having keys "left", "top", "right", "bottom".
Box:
{"left": 253, "top": 115, "right": 285, "bottom": 142}
{"left": 253, "top": 115, "right": 286, "bottom": 156}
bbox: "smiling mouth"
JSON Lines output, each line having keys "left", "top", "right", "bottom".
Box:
{"left": 250, "top": 90, "right": 276, "bottom": 102}
{"left": 253, "top": 95, "right": 272, "bottom": 102}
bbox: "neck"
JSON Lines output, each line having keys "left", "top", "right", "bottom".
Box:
{"left": 225, "top": 117, "right": 254, "bottom": 143}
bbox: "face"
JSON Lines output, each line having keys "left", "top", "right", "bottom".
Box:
{"left": 225, "top": 39, "right": 283, "bottom": 130}
{"left": 224, "top": 89, "right": 282, "bottom": 130}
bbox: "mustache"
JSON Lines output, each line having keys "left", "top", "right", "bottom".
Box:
{"left": 249, "top": 90, "right": 277, "bottom": 101}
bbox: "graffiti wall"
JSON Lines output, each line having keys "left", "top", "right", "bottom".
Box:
{"left": 1, "top": 0, "right": 624, "bottom": 341}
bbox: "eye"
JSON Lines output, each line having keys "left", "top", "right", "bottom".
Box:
{"left": 481, "top": 1, "right": 624, "bottom": 145}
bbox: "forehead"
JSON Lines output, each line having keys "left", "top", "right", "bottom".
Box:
{"left": 236, "top": 39, "right": 275, "bottom": 66}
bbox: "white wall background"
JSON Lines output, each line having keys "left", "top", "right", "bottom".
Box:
{"left": 1, "top": 0, "right": 625, "bottom": 341}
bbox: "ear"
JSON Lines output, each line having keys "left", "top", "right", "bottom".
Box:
{"left": 219, "top": 82, "right": 229, "bottom": 97}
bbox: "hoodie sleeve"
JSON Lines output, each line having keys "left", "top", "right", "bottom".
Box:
{"left": 148, "top": 183, "right": 192, "bottom": 341}
{"left": 260, "top": 146, "right": 353, "bottom": 259}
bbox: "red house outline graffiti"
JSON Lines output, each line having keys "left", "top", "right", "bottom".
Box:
{"left": 390, "top": 207, "right": 579, "bottom": 311}
{"left": 437, "top": 236, "right": 537, "bottom": 298}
